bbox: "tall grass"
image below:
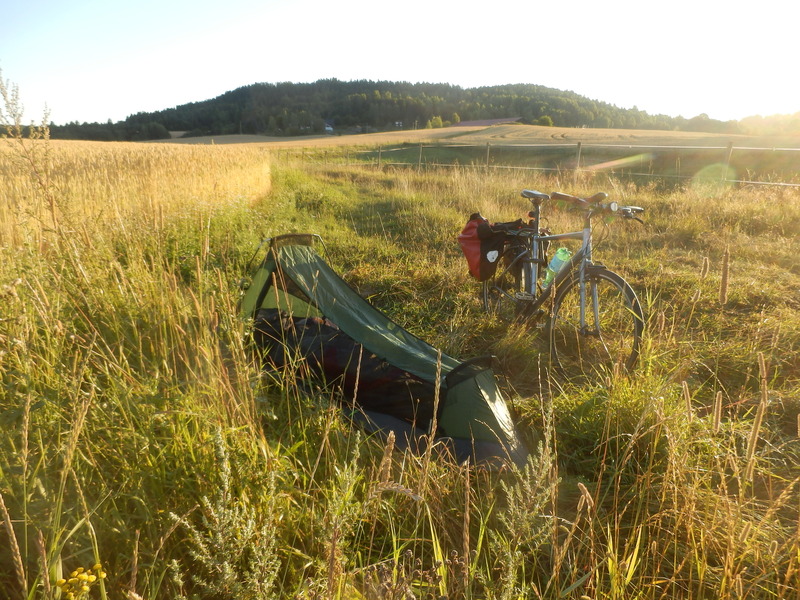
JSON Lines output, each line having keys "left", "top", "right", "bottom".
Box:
{"left": 1, "top": 118, "right": 799, "bottom": 599}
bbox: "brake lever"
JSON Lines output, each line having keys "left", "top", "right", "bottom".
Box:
{"left": 620, "top": 206, "right": 645, "bottom": 224}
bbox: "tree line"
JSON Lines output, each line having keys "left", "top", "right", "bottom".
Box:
{"left": 48, "top": 79, "right": 799, "bottom": 141}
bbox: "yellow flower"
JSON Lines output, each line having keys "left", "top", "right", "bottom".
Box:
{"left": 92, "top": 563, "right": 102, "bottom": 572}
{"left": 87, "top": 574, "right": 97, "bottom": 582}
{"left": 81, "top": 585, "right": 90, "bottom": 593}
{"left": 56, "top": 579, "right": 67, "bottom": 587}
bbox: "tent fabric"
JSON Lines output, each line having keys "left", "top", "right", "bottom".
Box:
{"left": 350, "top": 410, "right": 526, "bottom": 468}
{"left": 274, "top": 244, "right": 462, "bottom": 381}
{"left": 240, "top": 234, "right": 529, "bottom": 468}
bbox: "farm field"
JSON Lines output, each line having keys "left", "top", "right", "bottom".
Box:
{"left": 159, "top": 123, "right": 800, "bottom": 186}
{"left": 156, "top": 122, "right": 800, "bottom": 150}
{"left": 1, "top": 132, "right": 799, "bottom": 599}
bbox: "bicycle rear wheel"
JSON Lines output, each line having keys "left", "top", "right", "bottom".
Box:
{"left": 482, "top": 263, "right": 530, "bottom": 321}
{"left": 548, "top": 268, "right": 644, "bottom": 378}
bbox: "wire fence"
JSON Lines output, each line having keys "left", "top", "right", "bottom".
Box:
{"left": 341, "top": 141, "right": 800, "bottom": 188}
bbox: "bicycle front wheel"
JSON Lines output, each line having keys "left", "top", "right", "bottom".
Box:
{"left": 548, "top": 268, "right": 644, "bottom": 378}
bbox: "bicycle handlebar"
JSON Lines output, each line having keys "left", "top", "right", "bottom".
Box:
{"left": 523, "top": 189, "right": 645, "bottom": 221}
{"left": 550, "top": 191, "right": 607, "bottom": 206}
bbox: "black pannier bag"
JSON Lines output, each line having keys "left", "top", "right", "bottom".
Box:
{"left": 458, "top": 213, "right": 523, "bottom": 281}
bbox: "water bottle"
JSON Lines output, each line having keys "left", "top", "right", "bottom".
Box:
{"left": 543, "top": 247, "right": 571, "bottom": 288}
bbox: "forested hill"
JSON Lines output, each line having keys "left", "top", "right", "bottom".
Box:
{"left": 50, "top": 79, "right": 791, "bottom": 141}
{"left": 127, "top": 80, "right": 702, "bottom": 136}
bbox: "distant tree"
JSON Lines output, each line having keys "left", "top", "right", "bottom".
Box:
{"left": 132, "top": 122, "right": 170, "bottom": 141}
{"left": 593, "top": 114, "right": 613, "bottom": 129}
{"left": 451, "top": 112, "right": 461, "bottom": 124}
{"left": 537, "top": 115, "right": 553, "bottom": 127}
{"left": 430, "top": 115, "right": 444, "bottom": 128}
{"left": 684, "top": 113, "right": 727, "bottom": 133}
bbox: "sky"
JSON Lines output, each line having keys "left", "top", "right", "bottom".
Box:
{"left": 2, "top": 0, "right": 798, "bottom": 126}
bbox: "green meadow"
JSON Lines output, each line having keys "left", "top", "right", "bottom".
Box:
{"left": 1, "top": 125, "right": 799, "bottom": 599}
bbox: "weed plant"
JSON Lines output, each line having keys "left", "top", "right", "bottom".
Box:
{"left": 1, "top": 99, "right": 799, "bottom": 598}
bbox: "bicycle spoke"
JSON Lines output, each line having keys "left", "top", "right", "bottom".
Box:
{"left": 549, "top": 269, "right": 644, "bottom": 379}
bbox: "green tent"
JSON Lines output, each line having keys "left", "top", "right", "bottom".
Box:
{"left": 240, "top": 234, "right": 528, "bottom": 468}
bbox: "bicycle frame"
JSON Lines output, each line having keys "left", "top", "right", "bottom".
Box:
{"left": 488, "top": 208, "right": 596, "bottom": 325}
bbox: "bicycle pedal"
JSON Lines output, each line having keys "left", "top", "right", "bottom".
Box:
{"left": 514, "top": 292, "right": 535, "bottom": 301}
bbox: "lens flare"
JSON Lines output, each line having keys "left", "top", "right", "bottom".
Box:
{"left": 584, "top": 152, "right": 654, "bottom": 172}
{"left": 690, "top": 163, "right": 737, "bottom": 193}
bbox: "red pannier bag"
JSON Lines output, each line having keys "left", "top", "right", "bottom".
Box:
{"left": 458, "top": 213, "right": 512, "bottom": 281}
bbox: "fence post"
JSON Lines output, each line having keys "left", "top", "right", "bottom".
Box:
{"left": 723, "top": 142, "right": 734, "bottom": 182}
{"left": 574, "top": 142, "right": 583, "bottom": 183}
{"left": 377, "top": 145, "right": 382, "bottom": 169}
{"left": 486, "top": 143, "right": 491, "bottom": 169}
{"left": 418, "top": 143, "right": 424, "bottom": 169}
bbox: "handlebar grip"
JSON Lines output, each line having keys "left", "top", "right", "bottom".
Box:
{"left": 551, "top": 191, "right": 591, "bottom": 210}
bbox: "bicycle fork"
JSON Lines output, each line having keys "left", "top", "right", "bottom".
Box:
{"left": 578, "top": 275, "right": 600, "bottom": 336}
{"left": 575, "top": 225, "right": 607, "bottom": 343}
{"left": 577, "top": 271, "right": 619, "bottom": 364}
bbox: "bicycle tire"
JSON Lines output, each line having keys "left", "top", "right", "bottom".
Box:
{"left": 482, "top": 265, "right": 527, "bottom": 321}
{"left": 548, "top": 267, "right": 644, "bottom": 378}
